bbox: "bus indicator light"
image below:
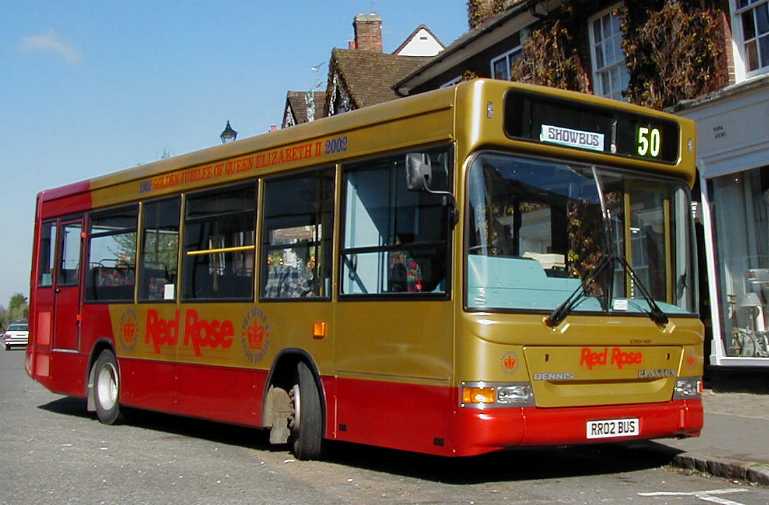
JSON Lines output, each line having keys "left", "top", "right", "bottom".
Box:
{"left": 462, "top": 386, "right": 496, "bottom": 404}
{"left": 313, "top": 321, "right": 327, "bottom": 340}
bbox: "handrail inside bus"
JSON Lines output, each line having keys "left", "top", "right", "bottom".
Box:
{"left": 186, "top": 245, "right": 256, "bottom": 256}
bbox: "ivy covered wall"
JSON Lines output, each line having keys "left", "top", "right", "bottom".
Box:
{"left": 474, "top": 0, "right": 730, "bottom": 109}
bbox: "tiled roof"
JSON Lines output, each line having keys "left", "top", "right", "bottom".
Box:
{"left": 328, "top": 48, "right": 432, "bottom": 109}
{"left": 395, "top": 0, "right": 533, "bottom": 90}
{"left": 286, "top": 91, "right": 327, "bottom": 124}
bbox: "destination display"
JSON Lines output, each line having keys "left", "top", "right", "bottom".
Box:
{"left": 504, "top": 90, "right": 679, "bottom": 164}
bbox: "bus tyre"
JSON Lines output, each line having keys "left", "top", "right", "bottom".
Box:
{"left": 93, "top": 349, "right": 123, "bottom": 425}
{"left": 290, "top": 361, "right": 323, "bottom": 460}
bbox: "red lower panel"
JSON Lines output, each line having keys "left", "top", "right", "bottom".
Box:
{"left": 47, "top": 351, "right": 87, "bottom": 397}
{"left": 175, "top": 361, "right": 267, "bottom": 427}
{"left": 335, "top": 377, "right": 453, "bottom": 456}
{"left": 450, "top": 397, "right": 704, "bottom": 457}
{"left": 120, "top": 357, "right": 176, "bottom": 412}
{"left": 118, "top": 358, "right": 268, "bottom": 427}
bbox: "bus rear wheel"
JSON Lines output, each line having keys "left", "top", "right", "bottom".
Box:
{"left": 93, "top": 349, "right": 123, "bottom": 425}
{"left": 289, "top": 361, "right": 323, "bottom": 460}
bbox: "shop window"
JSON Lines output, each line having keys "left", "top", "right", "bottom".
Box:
{"left": 139, "top": 197, "right": 180, "bottom": 301}
{"left": 261, "top": 169, "right": 334, "bottom": 299}
{"left": 736, "top": 0, "right": 769, "bottom": 75}
{"left": 58, "top": 223, "right": 82, "bottom": 285}
{"left": 86, "top": 206, "right": 139, "bottom": 302}
{"left": 341, "top": 148, "right": 451, "bottom": 296}
{"left": 38, "top": 222, "right": 56, "bottom": 287}
{"left": 588, "top": 6, "right": 630, "bottom": 100}
{"left": 182, "top": 184, "right": 256, "bottom": 300}
{"left": 712, "top": 167, "right": 769, "bottom": 357}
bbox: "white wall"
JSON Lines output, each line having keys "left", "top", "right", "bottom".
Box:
{"left": 396, "top": 28, "right": 443, "bottom": 57}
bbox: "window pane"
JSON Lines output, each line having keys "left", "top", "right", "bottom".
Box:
{"left": 593, "top": 19, "right": 602, "bottom": 42}
{"left": 757, "top": 4, "right": 769, "bottom": 35}
{"left": 342, "top": 246, "right": 446, "bottom": 294}
{"left": 595, "top": 45, "right": 605, "bottom": 69}
{"left": 602, "top": 14, "right": 610, "bottom": 41}
{"left": 91, "top": 207, "right": 137, "bottom": 235}
{"left": 605, "top": 36, "right": 616, "bottom": 64}
{"left": 38, "top": 222, "right": 56, "bottom": 287}
{"left": 493, "top": 58, "right": 508, "bottom": 80}
{"left": 262, "top": 169, "right": 334, "bottom": 299}
{"left": 58, "top": 223, "right": 81, "bottom": 285}
{"left": 341, "top": 149, "right": 451, "bottom": 295}
{"left": 610, "top": 11, "right": 621, "bottom": 37}
{"left": 183, "top": 184, "right": 255, "bottom": 300}
{"left": 600, "top": 71, "right": 611, "bottom": 96}
{"left": 743, "top": 11, "right": 756, "bottom": 40}
{"left": 140, "top": 198, "right": 180, "bottom": 301}
{"left": 760, "top": 35, "right": 769, "bottom": 68}
{"left": 747, "top": 39, "right": 760, "bottom": 71}
{"left": 87, "top": 206, "right": 138, "bottom": 301}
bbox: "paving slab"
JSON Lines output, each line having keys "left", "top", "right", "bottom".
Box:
{"left": 653, "top": 381, "right": 769, "bottom": 486}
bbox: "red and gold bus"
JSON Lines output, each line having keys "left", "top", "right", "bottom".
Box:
{"left": 27, "top": 80, "right": 703, "bottom": 459}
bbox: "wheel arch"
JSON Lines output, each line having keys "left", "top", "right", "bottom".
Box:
{"left": 85, "top": 338, "right": 117, "bottom": 412}
{"left": 261, "top": 348, "right": 327, "bottom": 431}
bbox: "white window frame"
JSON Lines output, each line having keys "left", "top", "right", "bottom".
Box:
{"left": 587, "top": 4, "right": 630, "bottom": 100}
{"left": 489, "top": 46, "right": 522, "bottom": 81}
{"left": 440, "top": 76, "right": 462, "bottom": 88}
{"left": 731, "top": 0, "right": 769, "bottom": 80}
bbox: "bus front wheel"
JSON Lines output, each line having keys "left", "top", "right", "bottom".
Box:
{"left": 289, "top": 361, "right": 322, "bottom": 460}
{"left": 93, "top": 349, "right": 123, "bottom": 425}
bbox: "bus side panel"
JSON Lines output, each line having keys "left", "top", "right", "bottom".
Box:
{"left": 119, "top": 357, "right": 176, "bottom": 412}
{"left": 174, "top": 362, "right": 266, "bottom": 427}
{"left": 335, "top": 377, "right": 452, "bottom": 456}
{"left": 47, "top": 353, "right": 88, "bottom": 397}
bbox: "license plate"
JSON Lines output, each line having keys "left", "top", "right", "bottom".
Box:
{"left": 586, "top": 418, "right": 639, "bottom": 439}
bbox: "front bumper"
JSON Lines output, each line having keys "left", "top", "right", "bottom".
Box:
{"left": 451, "top": 399, "right": 702, "bottom": 457}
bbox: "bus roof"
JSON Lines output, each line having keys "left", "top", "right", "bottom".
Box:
{"left": 39, "top": 80, "right": 696, "bottom": 205}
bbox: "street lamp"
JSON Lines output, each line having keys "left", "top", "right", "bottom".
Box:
{"left": 220, "top": 120, "right": 237, "bottom": 144}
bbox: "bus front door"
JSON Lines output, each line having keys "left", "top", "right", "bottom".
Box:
{"left": 52, "top": 218, "right": 83, "bottom": 351}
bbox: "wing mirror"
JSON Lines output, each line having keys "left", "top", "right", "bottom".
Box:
{"left": 405, "top": 152, "right": 458, "bottom": 227}
{"left": 405, "top": 153, "right": 432, "bottom": 191}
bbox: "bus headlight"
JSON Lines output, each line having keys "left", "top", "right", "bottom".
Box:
{"left": 460, "top": 382, "right": 534, "bottom": 408}
{"left": 673, "top": 377, "right": 703, "bottom": 400}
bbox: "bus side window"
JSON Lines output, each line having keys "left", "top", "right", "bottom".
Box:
{"left": 261, "top": 168, "right": 334, "bottom": 300}
{"left": 139, "top": 197, "right": 181, "bottom": 301}
{"left": 86, "top": 205, "right": 139, "bottom": 302}
{"left": 182, "top": 183, "right": 256, "bottom": 301}
{"left": 38, "top": 221, "right": 57, "bottom": 287}
{"left": 341, "top": 148, "right": 451, "bottom": 296}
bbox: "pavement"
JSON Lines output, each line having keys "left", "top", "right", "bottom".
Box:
{"left": 648, "top": 371, "right": 769, "bottom": 486}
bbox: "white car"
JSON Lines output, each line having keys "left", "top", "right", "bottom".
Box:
{"left": 4, "top": 323, "right": 29, "bottom": 350}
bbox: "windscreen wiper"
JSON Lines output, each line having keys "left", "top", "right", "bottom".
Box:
{"left": 545, "top": 254, "right": 614, "bottom": 327}
{"left": 614, "top": 256, "right": 669, "bottom": 326}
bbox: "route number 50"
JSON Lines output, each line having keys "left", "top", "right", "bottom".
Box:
{"left": 637, "top": 127, "right": 661, "bottom": 157}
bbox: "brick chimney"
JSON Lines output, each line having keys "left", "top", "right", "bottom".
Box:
{"left": 353, "top": 13, "right": 383, "bottom": 52}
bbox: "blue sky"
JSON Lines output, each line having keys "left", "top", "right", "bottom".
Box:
{"left": 0, "top": 1, "right": 468, "bottom": 306}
